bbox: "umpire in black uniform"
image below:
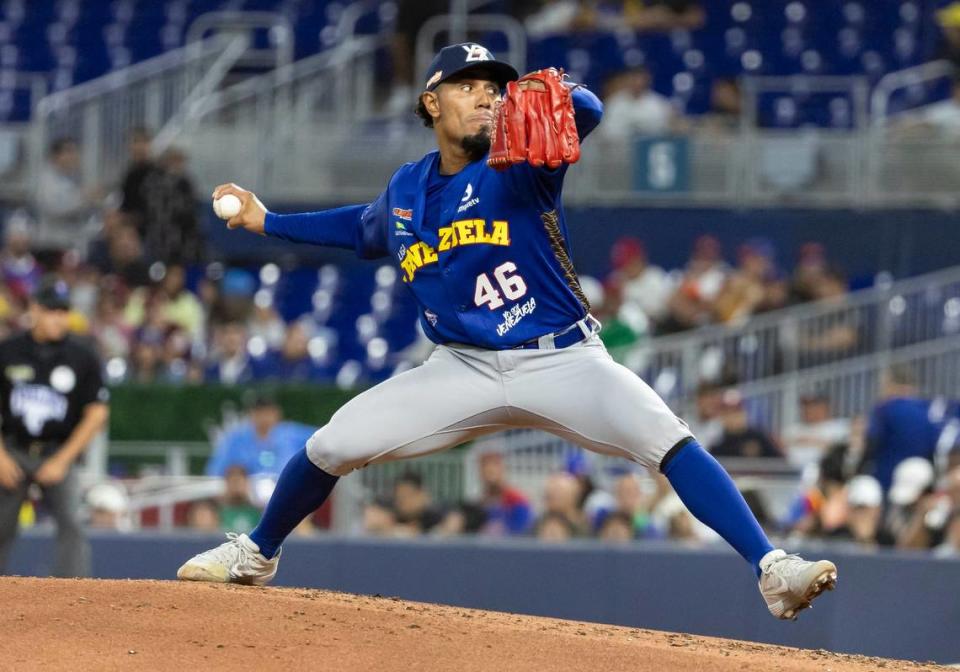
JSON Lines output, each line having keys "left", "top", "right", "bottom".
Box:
{"left": 0, "top": 277, "right": 109, "bottom": 576}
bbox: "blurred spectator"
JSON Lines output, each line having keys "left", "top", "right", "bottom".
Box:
{"left": 933, "top": 508, "right": 960, "bottom": 558}
{"left": 591, "top": 281, "right": 643, "bottom": 355}
{"left": 255, "top": 321, "right": 318, "bottom": 381}
{"left": 187, "top": 498, "right": 221, "bottom": 531}
{"left": 598, "top": 511, "right": 635, "bottom": 542}
{"left": 158, "top": 265, "right": 204, "bottom": 342}
{"left": 663, "top": 235, "right": 728, "bottom": 332}
{"left": 571, "top": 0, "right": 704, "bottom": 32}
{"left": 885, "top": 457, "right": 936, "bottom": 541}
{"left": 86, "top": 482, "right": 130, "bottom": 531}
{"left": 860, "top": 365, "right": 943, "bottom": 493}
{"left": 607, "top": 237, "right": 673, "bottom": 328}
{"left": 434, "top": 503, "right": 488, "bottom": 537}
{"left": 362, "top": 498, "right": 398, "bottom": 536}
{"left": 782, "top": 394, "right": 852, "bottom": 469}
{"left": 601, "top": 473, "right": 657, "bottom": 538}
{"left": 90, "top": 288, "right": 133, "bottom": 361}
{"left": 789, "top": 242, "right": 829, "bottom": 304}
{"left": 520, "top": 0, "right": 582, "bottom": 37}
{"left": 825, "top": 475, "right": 890, "bottom": 546}
{"left": 713, "top": 238, "right": 787, "bottom": 324}
{"left": 219, "top": 465, "right": 262, "bottom": 534}
{"left": 620, "top": 0, "right": 705, "bottom": 32}
{"left": 204, "top": 321, "right": 255, "bottom": 384}
{"left": 119, "top": 127, "right": 161, "bottom": 229}
{"left": 710, "top": 390, "right": 782, "bottom": 459}
{"left": 217, "top": 269, "right": 257, "bottom": 324}
{"left": 119, "top": 131, "right": 203, "bottom": 265}
{"left": 392, "top": 471, "right": 444, "bottom": 535}
{"left": 688, "top": 382, "right": 725, "bottom": 450}
{"left": 144, "top": 147, "right": 204, "bottom": 264}
{"left": 386, "top": 0, "right": 448, "bottom": 114}
{"left": 32, "top": 138, "right": 101, "bottom": 262}
{"left": 703, "top": 77, "right": 742, "bottom": 130}
{"left": 1, "top": 211, "right": 41, "bottom": 306}
{"left": 651, "top": 493, "right": 701, "bottom": 541}
{"left": 248, "top": 292, "right": 286, "bottom": 350}
{"left": 88, "top": 217, "right": 151, "bottom": 288}
{"left": 898, "top": 465, "right": 960, "bottom": 550}
{"left": 600, "top": 66, "right": 677, "bottom": 139}
{"left": 124, "top": 264, "right": 203, "bottom": 343}
{"left": 475, "top": 450, "right": 533, "bottom": 536}
{"left": 535, "top": 511, "right": 578, "bottom": 542}
{"left": 919, "top": 74, "right": 960, "bottom": 140}
{"left": 793, "top": 269, "right": 859, "bottom": 365}
{"left": 564, "top": 451, "right": 614, "bottom": 526}
{"left": 160, "top": 326, "right": 199, "bottom": 383}
{"left": 204, "top": 394, "right": 314, "bottom": 477}
{"left": 787, "top": 442, "right": 852, "bottom": 538}
{"left": 538, "top": 472, "right": 589, "bottom": 536}
{"left": 129, "top": 325, "right": 165, "bottom": 383}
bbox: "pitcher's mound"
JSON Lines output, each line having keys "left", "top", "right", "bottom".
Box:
{"left": 0, "top": 577, "right": 945, "bottom": 671}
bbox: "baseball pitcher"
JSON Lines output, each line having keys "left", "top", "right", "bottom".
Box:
{"left": 179, "top": 44, "right": 837, "bottom": 620}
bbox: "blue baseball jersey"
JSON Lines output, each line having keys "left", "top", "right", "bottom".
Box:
{"left": 266, "top": 87, "right": 603, "bottom": 349}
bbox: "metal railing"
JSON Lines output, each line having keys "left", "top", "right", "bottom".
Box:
{"left": 173, "top": 32, "right": 388, "bottom": 198}
{"left": 31, "top": 34, "right": 248, "bottom": 187}
{"left": 606, "top": 265, "right": 960, "bottom": 409}
{"left": 185, "top": 11, "right": 294, "bottom": 72}
{"left": 10, "top": 11, "right": 960, "bottom": 209}
{"left": 0, "top": 71, "right": 48, "bottom": 199}
{"left": 735, "top": 335, "right": 960, "bottom": 439}
{"left": 415, "top": 13, "right": 527, "bottom": 87}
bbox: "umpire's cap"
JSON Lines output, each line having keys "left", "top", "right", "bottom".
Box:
{"left": 423, "top": 43, "right": 518, "bottom": 92}
{"left": 32, "top": 276, "right": 71, "bottom": 311}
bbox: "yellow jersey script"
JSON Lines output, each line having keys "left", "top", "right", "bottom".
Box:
{"left": 400, "top": 219, "right": 511, "bottom": 282}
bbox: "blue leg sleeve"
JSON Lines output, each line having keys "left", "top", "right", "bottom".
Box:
{"left": 662, "top": 439, "right": 774, "bottom": 576}
{"left": 249, "top": 448, "right": 339, "bottom": 559}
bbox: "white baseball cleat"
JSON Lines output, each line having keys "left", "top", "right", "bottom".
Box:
{"left": 758, "top": 549, "right": 837, "bottom": 620}
{"left": 177, "top": 533, "right": 280, "bottom": 586}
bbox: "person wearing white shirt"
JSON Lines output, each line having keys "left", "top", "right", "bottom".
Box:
{"left": 782, "top": 395, "right": 851, "bottom": 469}
{"left": 600, "top": 66, "right": 676, "bottom": 140}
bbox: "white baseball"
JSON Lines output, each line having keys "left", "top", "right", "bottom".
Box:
{"left": 213, "top": 194, "right": 242, "bottom": 220}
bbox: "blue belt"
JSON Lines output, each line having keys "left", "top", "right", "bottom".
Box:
{"left": 515, "top": 315, "right": 601, "bottom": 350}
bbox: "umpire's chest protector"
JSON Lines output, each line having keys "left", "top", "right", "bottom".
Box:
{"left": 380, "top": 150, "right": 590, "bottom": 348}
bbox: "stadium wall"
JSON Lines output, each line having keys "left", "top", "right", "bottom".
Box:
{"left": 9, "top": 532, "right": 959, "bottom": 664}
{"left": 205, "top": 206, "right": 960, "bottom": 284}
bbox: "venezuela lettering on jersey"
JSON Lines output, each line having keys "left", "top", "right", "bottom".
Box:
{"left": 400, "top": 219, "right": 511, "bottom": 282}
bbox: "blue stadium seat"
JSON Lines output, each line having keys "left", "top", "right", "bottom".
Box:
{"left": 0, "top": 0, "right": 946, "bottom": 129}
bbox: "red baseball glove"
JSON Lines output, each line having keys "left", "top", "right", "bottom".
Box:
{"left": 487, "top": 68, "right": 582, "bottom": 171}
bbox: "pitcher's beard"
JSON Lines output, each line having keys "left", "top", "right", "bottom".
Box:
{"left": 461, "top": 126, "right": 491, "bottom": 162}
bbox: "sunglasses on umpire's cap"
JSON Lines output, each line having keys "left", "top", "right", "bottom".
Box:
{"left": 423, "top": 43, "right": 519, "bottom": 92}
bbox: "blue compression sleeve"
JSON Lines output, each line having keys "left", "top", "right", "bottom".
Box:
{"left": 264, "top": 204, "right": 368, "bottom": 249}
{"left": 572, "top": 87, "right": 603, "bottom": 140}
{"left": 249, "top": 448, "right": 339, "bottom": 559}
{"left": 663, "top": 439, "right": 774, "bottom": 577}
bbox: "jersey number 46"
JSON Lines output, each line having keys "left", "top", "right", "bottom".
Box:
{"left": 474, "top": 262, "right": 528, "bottom": 310}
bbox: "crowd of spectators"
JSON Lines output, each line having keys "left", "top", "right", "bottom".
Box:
{"left": 335, "top": 358, "right": 959, "bottom": 557}
{"left": 0, "top": 120, "right": 868, "bottom": 390}
{"left": 9, "top": 330, "right": 954, "bottom": 559}
{"left": 596, "top": 234, "right": 854, "bottom": 346}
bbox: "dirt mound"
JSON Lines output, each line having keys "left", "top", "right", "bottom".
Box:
{"left": 0, "top": 577, "right": 945, "bottom": 671}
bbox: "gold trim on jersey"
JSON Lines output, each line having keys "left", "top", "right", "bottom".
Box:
{"left": 540, "top": 209, "right": 590, "bottom": 311}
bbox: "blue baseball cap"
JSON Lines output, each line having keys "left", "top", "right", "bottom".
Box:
{"left": 423, "top": 43, "right": 518, "bottom": 92}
